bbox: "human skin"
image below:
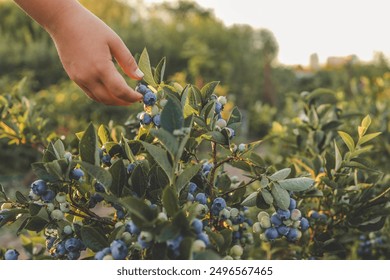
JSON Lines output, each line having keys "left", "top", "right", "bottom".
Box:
{"left": 14, "top": 0, "right": 144, "bottom": 106}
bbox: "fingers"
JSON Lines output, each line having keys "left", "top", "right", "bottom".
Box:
{"left": 109, "top": 35, "right": 144, "bottom": 80}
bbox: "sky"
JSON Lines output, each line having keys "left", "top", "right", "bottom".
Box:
{"left": 143, "top": 0, "right": 390, "bottom": 65}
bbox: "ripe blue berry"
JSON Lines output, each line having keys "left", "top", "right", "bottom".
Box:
{"left": 55, "top": 242, "right": 66, "bottom": 257}
{"left": 153, "top": 114, "right": 161, "bottom": 127}
{"left": 215, "top": 102, "right": 223, "bottom": 114}
{"left": 95, "top": 247, "right": 111, "bottom": 260}
{"left": 70, "top": 168, "right": 84, "bottom": 180}
{"left": 264, "top": 227, "right": 279, "bottom": 241}
{"left": 188, "top": 182, "right": 197, "bottom": 194}
{"left": 91, "top": 193, "right": 104, "bottom": 203}
{"left": 127, "top": 163, "right": 136, "bottom": 174}
{"left": 276, "top": 225, "right": 290, "bottom": 236}
{"left": 67, "top": 251, "right": 81, "bottom": 260}
{"left": 197, "top": 232, "right": 210, "bottom": 246}
{"left": 140, "top": 112, "right": 152, "bottom": 125}
{"left": 125, "top": 221, "right": 140, "bottom": 235}
{"left": 110, "top": 240, "right": 128, "bottom": 260}
{"left": 270, "top": 213, "right": 282, "bottom": 226}
{"left": 187, "top": 193, "right": 194, "bottom": 202}
{"left": 4, "top": 249, "right": 19, "bottom": 260}
{"left": 136, "top": 84, "right": 149, "bottom": 95}
{"left": 309, "top": 210, "right": 320, "bottom": 219}
{"left": 102, "top": 154, "right": 111, "bottom": 166}
{"left": 277, "top": 209, "right": 291, "bottom": 220}
{"left": 300, "top": 217, "right": 310, "bottom": 231}
{"left": 167, "top": 235, "right": 183, "bottom": 252}
{"left": 31, "top": 180, "right": 47, "bottom": 195}
{"left": 286, "top": 228, "right": 300, "bottom": 242}
{"left": 195, "top": 193, "right": 207, "bottom": 204}
{"left": 191, "top": 219, "right": 203, "bottom": 234}
{"left": 143, "top": 91, "right": 157, "bottom": 106}
{"left": 212, "top": 197, "right": 227, "bottom": 210}
{"left": 95, "top": 182, "right": 105, "bottom": 193}
{"left": 41, "top": 190, "right": 56, "bottom": 203}
{"left": 289, "top": 198, "right": 297, "bottom": 210}
{"left": 202, "top": 163, "right": 213, "bottom": 173}
{"left": 65, "top": 238, "right": 82, "bottom": 252}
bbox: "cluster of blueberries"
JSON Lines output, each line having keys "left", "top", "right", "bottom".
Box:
{"left": 136, "top": 84, "right": 162, "bottom": 127}
{"left": 253, "top": 198, "right": 310, "bottom": 242}
{"left": 357, "top": 232, "right": 386, "bottom": 259}
{"left": 51, "top": 237, "right": 86, "bottom": 260}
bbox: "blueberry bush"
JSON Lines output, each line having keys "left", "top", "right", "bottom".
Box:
{"left": 1, "top": 49, "right": 389, "bottom": 260}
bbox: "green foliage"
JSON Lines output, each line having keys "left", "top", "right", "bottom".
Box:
{"left": 1, "top": 50, "right": 389, "bottom": 260}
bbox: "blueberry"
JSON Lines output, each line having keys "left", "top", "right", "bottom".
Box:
{"left": 116, "top": 210, "right": 125, "bottom": 219}
{"left": 95, "top": 247, "right": 111, "bottom": 260}
{"left": 188, "top": 182, "right": 197, "bottom": 194}
{"left": 65, "top": 238, "right": 81, "bottom": 252}
{"left": 167, "top": 235, "right": 183, "bottom": 252}
{"left": 195, "top": 193, "right": 207, "bottom": 204}
{"left": 4, "top": 249, "right": 19, "bottom": 260}
{"left": 264, "top": 227, "right": 279, "bottom": 241}
{"left": 212, "top": 197, "right": 227, "bottom": 210}
{"left": 277, "top": 209, "right": 291, "bottom": 220}
{"left": 94, "top": 182, "right": 105, "bottom": 193}
{"left": 153, "top": 114, "right": 161, "bottom": 127}
{"left": 286, "top": 228, "right": 300, "bottom": 242}
{"left": 202, "top": 163, "right": 213, "bottom": 173}
{"left": 136, "top": 84, "right": 149, "bottom": 95}
{"left": 289, "top": 198, "right": 297, "bottom": 210}
{"left": 55, "top": 242, "right": 66, "bottom": 257}
{"left": 225, "top": 127, "right": 235, "bottom": 139}
{"left": 70, "top": 168, "right": 84, "bottom": 180}
{"left": 300, "top": 217, "right": 310, "bottom": 231}
{"left": 276, "top": 225, "right": 290, "bottom": 236}
{"left": 270, "top": 213, "right": 282, "bottom": 226}
{"left": 197, "top": 232, "right": 210, "bottom": 246}
{"left": 125, "top": 221, "right": 140, "bottom": 235}
{"left": 67, "top": 251, "right": 81, "bottom": 260}
{"left": 211, "top": 205, "right": 221, "bottom": 216}
{"left": 110, "top": 240, "right": 128, "bottom": 260}
{"left": 127, "top": 163, "right": 136, "bottom": 174}
{"left": 143, "top": 91, "right": 157, "bottom": 106}
{"left": 215, "top": 102, "right": 223, "bottom": 114}
{"left": 102, "top": 154, "right": 112, "bottom": 166}
{"left": 232, "top": 231, "right": 241, "bottom": 240}
{"left": 309, "top": 210, "right": 320, "bottom": 219}
{"left": 91, "top": 193, "right": 104, "bottom": 203}
{"left": 140, "top": 113, "right": 152, "bottom": 125}
{"left": 187, "top": 193, "right": 194, "bottom": 202}
{"left": 191, "top": 219, "right": 203, "bottom": 234}
{"left": 31, "top": 180, "right": 47, "bottom": 196}
{"left": 46, "top": 237, "right": 56, "bottom": 250}
{"left": 137, "top": 235, "right": 151, "bottom": 249}
{"left": 41, "top": 190, "right": 56, "bottom": 203}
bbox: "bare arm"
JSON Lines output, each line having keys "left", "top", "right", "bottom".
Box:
{"left": 14, "top": 0, "right": 144, "bottom": 105}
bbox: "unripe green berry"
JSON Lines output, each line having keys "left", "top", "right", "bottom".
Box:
{"left": 157, "top": 212, "right": 168, "bottom": 221}
{"left": 59, "top": 202, "right": 70, "bottom": 213}
{"left": 257, "top": 211, "right": 270, "bottom": 222}
{"left": 51, "top": 209, "right": 64, "bottom": 220}
{"left": 56, "top": 192, "right": 67, "bottom": 203}
{"left": 230, "top": 208, "right": 239, "bottom": 218}
{"left": 63, "top": 225, "right": 73, "bottom": 235}
{"left": 293, "top": 220, "right": 301, "bottom": 228}
{"left": 115, "top": 222, "right": 124, "bottom": 228}
{"left": 217, "top": 96, "right": 227, "bottom": 105}
{"left": 139, "top": 231, "right": 153, "bottom": 242}
{"left": 253, "top": 222, "right": 262, "bottom": 233}
{"left": 259, "top": 233, "right": 269, "bottom": 242}
{"left": 290, "top": 209, "right": 302, "bottom": 221}
{"left": 103, "top": 255, "right": 113, "bottom": 260}
{"left": 192, "top": 240, "right": 206, "bottom": 252}
{"left": 215, "top": 118, "right": 227, "bottom": 128}
{"left": 238, "top": 143, "right": 246, "bottom": 152}
{"left": 260, "top": 216, "right": 271, "bottom": 229}
{"left": 121, "top": 232, "right": 132, "bottom": 243}
{"left": 223, "top": 255, "right": 234, "bottom": 260}
{"left": 230, "top": 244, "right": 243, "bottom": 257}
{"left": 46, "top": 203, "right": 55, "bottom": 212}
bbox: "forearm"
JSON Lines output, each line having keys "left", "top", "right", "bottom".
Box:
{"left": 14, "top": 0, "right": 85, "bottom": 34}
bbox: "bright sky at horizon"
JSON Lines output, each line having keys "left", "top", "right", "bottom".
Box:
{"left": 143, "top": 0, "right": 390, "bottom": 65}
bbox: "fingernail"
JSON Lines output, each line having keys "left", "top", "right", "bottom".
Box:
{"left": 135, "top": 68, "right": 144, "bottom": 79}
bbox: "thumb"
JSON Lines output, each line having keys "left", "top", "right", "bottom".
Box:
{"left": 109, "top": 35, "right": 144, "bottom": 80}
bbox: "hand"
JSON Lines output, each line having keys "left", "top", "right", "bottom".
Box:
{"left": 47, "top": 3, "right": 144, "bottom": 105}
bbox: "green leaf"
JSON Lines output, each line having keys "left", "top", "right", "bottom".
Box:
{"left": 149, "top": 165, "right": 170, "bottom": 191}
{"left": 29, "top": 203, "right": 42, "bottom": 216}
{"left": 162, "top": 186, "right": 179, "bottom": 217}
{"left": 142, "top": 141, "right": 173, "bottom": 182}
{"left": 241, "top": 192, "right": 258, "bottom": 207}
{"left": 179, "top": 237, "right": 195, "bottom": 260}
{"left": 358, "top": 132, "right": 381, "bottom": 146}
{"left": 150, "top": 128, "right": 179, "bottom": 159}
{"left": 338, "top": 131, "right": 355, "bottom": 152}
{"left": 80, "top": 226, "right": 109, "bottom": 252}
{"left": 109, "top": 160, "right": 126, "bottom": 197}
{"left": 175, "top": 164, "right": 202, "bottom": 193}
{"left": 160, "top": 97, "right": 184, "bottom": 134}
{"left": 98, "top": 125, "right": 111, "bottom": 145}
{"left": 155, "top": 223, "right": 180, "bottom": 242}
{"left": 78, "top": 161, "right": 112, "bottom": 190}
{"left": 260, "top": 188, "right": 274, "bottom": 205}
{"left": 24, "top": 216, "right": 48, "bottom": 232}
{"left": 31, "top": 162, "right": 59, "bottom": 182}
{"left": 193, "top": 250, "right": 221, "bottom": 260}
{"left": 277, "top": 178, "right": 314, "bottom": 192}
{"left": 269, "top": 168, "right": 291, "bottom": 181}
{"left": 138, "top": 48, "right": 157, "bottom": 87}
{"left": 130, "top": 163, "right": 148, "bottom": 197}
{"left": 120, "top": 196, "right": 156, "bottom": 223}
{"left": 53, "top": 139, "right": 65, "bottom": 159}
{"left": 361, "top": 115, "right": 371, "bottom": 129}
{"left": 271, "top": 183, "right": 290, "bottom": 210}
{"left": 121, "top": 135, "right": 136, "bottom": 162}
{"left": 79, "top": 123, "right": 99, "bottom": 165}
{"left": 15, "top": 191, "right": 28, "bottom": 204}
{"left": 227, "top": 106, "right": 242, "bottom": 126}
{"left": 154, "top": 57, "right": 166, "bottom": 84}
{"left": 334, "top": 140, "right": 342, "bottom": 171}
{"left": 45, "top": 161, "right": 64, "bottom": 180}
{"left": 200, "top": 81, "right": 219, "bottom": 104}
